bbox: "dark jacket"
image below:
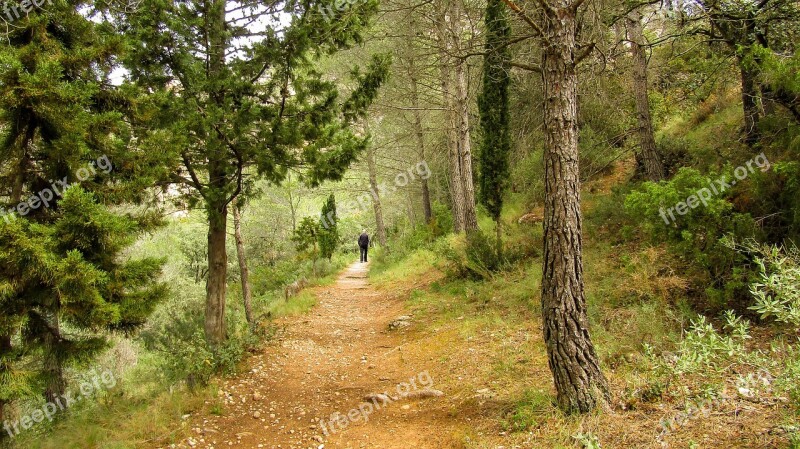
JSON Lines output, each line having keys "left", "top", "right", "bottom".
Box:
{"left": 358, "top": 233, "right": 369, "bottom": 248}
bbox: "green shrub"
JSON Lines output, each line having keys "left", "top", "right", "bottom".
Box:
{"left": 437, "top": 231, "right": 506, "bottom": 280}
{"left": 744, "top": 161, "right": 800, "bottom": 242}
{"left": 657, "top": 135, "right": 695, "bottom": 176}
{"left": 624, "top": 167, "right": 761, "bottom": 312}
{"left": 137, "top": 285, "right": 257, "bottom": 389}
{"left": 745, "top": 242, "right": 800, "bottom": 329}
{"left": 464, "top": 230, "right": 504, "bottom": 279}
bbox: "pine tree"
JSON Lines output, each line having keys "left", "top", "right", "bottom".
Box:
{"left": 0, "top": 0, "right": 167, "bottom": 413}
{"left": 122, "top": 0, "right": 390, "bottom": 345}
{"left": 319, "top": 194, "right": 338, "bottom": 260}
{"left": 292, "top": 217, "right": 321, "bottom": 275}
{"left": 478, "top": 0, "right": 512, "bottom": 256}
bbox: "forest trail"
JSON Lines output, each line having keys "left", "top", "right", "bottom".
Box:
{"left": 170, "top": 262, "right": 460, "bottom": 449}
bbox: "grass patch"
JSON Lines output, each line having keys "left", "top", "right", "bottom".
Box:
{"left": 266, "top": 290, "right": 317, "bottom": 317}
{"left": 10, "top": 381, "right": 213, "bottom": 449}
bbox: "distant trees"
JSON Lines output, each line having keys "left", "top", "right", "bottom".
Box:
{"left": 435, "top": 0, "right": 479, "bottom": 233}
{"left": 319, "top": 194, "right": 339, "bottom": 260}
{"left": 365, "top": 143, "right": 388, "bottom": 246}
{"left": 292, "top": 218, "right": 322, "bottom": 273}
{"left": 626, "top": 9, "right": 665, "bottom": 181}
{"left": 478, "top": 0, "right": 512, "bottom": 255}
{"left": 122, "top": 0, "right": 390, "bottom": 345}
{"left": 679, "top": 0, "right": 800, "bottom": 145}
{"left": 232, "top": 203, "right": 254, "bottom": 327}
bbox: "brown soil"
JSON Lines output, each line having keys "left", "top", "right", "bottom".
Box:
{"left": 168, "top": 262, "right": 461, "bottom": 449}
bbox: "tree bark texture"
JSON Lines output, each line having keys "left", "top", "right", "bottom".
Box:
{"left": 737, "top": 55, "right": 761, "bottom": 146}
{"left": 366, "top": 145, "right": 388, "bottom": 246}
{"left": 232, "top": 205, "right": 254, "bottom": 328}
{"left": 540, "top": 1, "right": 610, "bottom": 414}
{"left": 627, "top": 11, "right": 664, "bottom": 181}
{"left": 408, "top": 59, "right": 434, "bottom": 224}
{"left": 43, "top": 313, "right": 65, "bottom": 405}
{"left": 204, "top": 0, "right": 230, "bottom": 346}
{"left": 450, "top": 0, "right": 479, "bottom": 232}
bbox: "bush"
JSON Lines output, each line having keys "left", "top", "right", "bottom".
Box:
{"left": 624, "top": 167, "right": 761, "bottom": 312}
{"left": 438, "top": 231, "right": 505, "bottom": 280}
{"left": 743, "top": 241, "right": 800, "bottom": 329}
{"left": 742, "top": 161, "right": 800, "bottom": 242}
{"left": 657, "top": 135, "right": 694, "bottom": 177}
{"left": 137, "top": 291, "right": 258, "bottom": 389}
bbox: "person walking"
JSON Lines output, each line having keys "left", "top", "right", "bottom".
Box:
{"left": 358, "top": 229, "right": 370, "bottom": 263}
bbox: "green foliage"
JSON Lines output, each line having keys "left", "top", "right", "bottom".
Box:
{"left": 750, "top": 44, "right": 800, "bottom": 106}
{"left": 438, "top": 231, "right": 505, "bottom": 281}
{"left": 670, "top": 312, "right": 751, "bottom": 375}
{"left": 464, "top": 231, "right": 504, "bottom": 279}
{"left": 318, "top": 194, "right": 338, "bottom": 260}
{"left": 292, "top": 217, "right": 321, "bottom": 259}
{"left": 0, "top": 0, "right": 170, "bottom": 415}
{"left": 509, "top": 148, "right": 545, "bottom": 207}
{"left": 745, "top": 242, "right": 800, "bottom": 329}
{"left": 573, "top": 432, "right": 602, "bottom": 449}
{"left": 477, "top": 0, "right": 511, "bottom": 223}
{"left": 624, "top": 168, "right": 760, "bottom": 311}
{"left": 746, "top": 161, "right": 800, "bottom": 242}
{"left": 0, "top": 187, "right": 167, "bottom": 416}
{"left": 123, "top": 0, "right": 390, "bottom": 207}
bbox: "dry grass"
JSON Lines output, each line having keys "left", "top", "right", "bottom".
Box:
{"left": 368, "top": 205, "right": 798, "bottom": 449}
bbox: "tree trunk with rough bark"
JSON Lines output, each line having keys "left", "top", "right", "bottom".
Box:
{"left": 450, "top": 0, "right": 478, "bottom": 232}
{"left": 435, "top": 0, "right": 466, "bottom": 233}
{"left": 738, "top": 55, "right": 761, "bottom": 146}
{"left": 366, "top": 145, "right": 388, "bottom": 246}
{"left": 408, "top": 59, "right": 433, "bottom": 224}
{"left": 232, "top": 205, "right": 254, "bottom": 328}
{"left": 204, "top": 0, "right": 229, "bottom": 346}
{"left": 44, "top": 313, "right": 65, "bottom": 405}
{"left": 206, "top": 195, "right": 228, "bottom": 346}
{"left": 540, "top": 0, "right": 610, "bottom": 414}
{"left": 627, "top": 11, "right": 664, "bottom": 181}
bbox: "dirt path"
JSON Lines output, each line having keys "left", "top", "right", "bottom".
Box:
{"left": 172, "top": 262, "right": 458, "bottom": 449}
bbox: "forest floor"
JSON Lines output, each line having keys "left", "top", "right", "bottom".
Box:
{"left": 165, "top": 261, "right": 465, "bottom": 449}
{"left": 161, "top": 248, "right": 792, "bottom": 449}
{"left": 155, "top": 160, "right": 796, "bottom": 449}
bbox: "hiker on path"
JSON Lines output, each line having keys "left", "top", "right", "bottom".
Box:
{"left": 358, "top": 230, "right": 370, "bottom": 263}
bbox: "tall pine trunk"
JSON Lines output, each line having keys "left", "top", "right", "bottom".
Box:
{"left": 450, "top": 0, "right": 478, "bottom": 232}
{"left": 204, "top": 0, "right": 229, "bottom": 346}
{"left": 738, "top": 54, "right": 761, "bottom": 146}
{"left": 436, "top": 2, "right": 466, "bottom": 233}
{"left": 408, "top": 60, "right": 433, "bottom": 224}
{"left": 233, "top": 205, "right": 254, "bottom": 328}
{"left": 627, "top": 11, "right": 664, "bottom": 181}
{"left": 540, "top": 0, "right": 609, "bottom": 414}
{"left": 366, "top": 145, "right": 388, "bottom": 246}
{"left": 43, "top": 313, "right": 65, "bottom": 404}
{"left": 206, "top": 198, "right": 228, "bottom": 346}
